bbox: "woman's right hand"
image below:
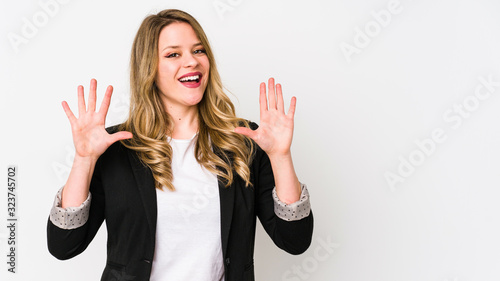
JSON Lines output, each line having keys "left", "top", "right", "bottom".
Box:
{"left": 62, "top": 78, "right": 133, "bottom": 161}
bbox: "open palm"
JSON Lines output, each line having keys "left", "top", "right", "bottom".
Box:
{"left": 235, "top": 78, "right": 296, "bottom": 156}
{"left": 62, "top": 79, "right": 132, "bottom": 160}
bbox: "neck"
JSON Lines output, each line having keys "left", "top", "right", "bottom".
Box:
{"left": 166, "top": 105, "right": 199, "bottom": 139}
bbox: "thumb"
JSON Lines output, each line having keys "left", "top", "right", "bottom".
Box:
{"left": 109, "top": 131, "right": 133, "bottom": 144}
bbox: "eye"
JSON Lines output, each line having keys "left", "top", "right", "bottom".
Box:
{"left": 166, "top": 53, "right": 179, "bottom": 58}
{"left": 194, "top": 49, "right": 206, "bottom": 55}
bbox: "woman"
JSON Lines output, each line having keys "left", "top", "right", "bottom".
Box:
{"left": 47, "top": 8, "right": 313, "bottom": 281}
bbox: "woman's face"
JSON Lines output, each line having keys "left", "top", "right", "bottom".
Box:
{"left": 156, "top": 22, "right": 210, "bottom": 114}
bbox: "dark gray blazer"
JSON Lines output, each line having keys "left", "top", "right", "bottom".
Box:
{"left": 47, "top": 124, "right": 313, "bottom": 281}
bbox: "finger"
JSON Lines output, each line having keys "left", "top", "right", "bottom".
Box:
{"left": 268, "top": 77, "right": 276, "bottom": 110}
{"left": 276, "top": 83, "right": 284, "bottom": 113}
{"left": 287, "top": 96, "right": 297, "bottom": 118}
{"left": 61, "top": 101, "right": 77, "bottom": 124}
{"left": 98, "top": 85, "right": 113, "bottom": 118}
{"left": 234, "top": 127, "right": 257, "bottom": 140}
{"left": 259, "top": 82, "right": 267, "bottom": 117}
{"left": 88, "top": 78, "right": 97, "bottom": 112}
{"left": 77, "top": 85, "right": 86, "bottom": 117}
{"left": 108, "top": 131, "right": 133, "bottom": 144}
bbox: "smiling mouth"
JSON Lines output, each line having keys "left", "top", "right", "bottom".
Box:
{"left": 178, "top": 73, "right": 202, "bottom": 89}
{"left": 178, "top": 74, "right": 201, "bottom": 84}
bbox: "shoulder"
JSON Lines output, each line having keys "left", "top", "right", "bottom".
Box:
{"left": 241, "top": 121, "right": 266, "bottom": 160}
{"left": 248, "top": 121, "right": 259, "bottom": 130}
{"left": 238, "top": 120, "right": 259, "bottom": 131}
{"left": 103, "top": 123, "right": 128, "bottom": 151}
{"left": 105, "top": 123, "right": 124, "bottom": 135}
{"left": 97, "top": 123, "right": 129, "bottom": 159}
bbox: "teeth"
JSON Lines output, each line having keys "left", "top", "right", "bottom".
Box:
{"left": 179, "top": 75, "right": 200, "bottom": 82}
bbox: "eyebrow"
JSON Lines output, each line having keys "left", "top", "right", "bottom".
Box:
{"left": 161, "top": 42, "right": 203, "bottom": 52}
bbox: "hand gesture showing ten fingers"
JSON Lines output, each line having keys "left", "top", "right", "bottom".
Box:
{"left": 62, "top": 79, "right": 132, "bottom": 161}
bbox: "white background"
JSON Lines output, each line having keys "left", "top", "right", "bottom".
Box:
{"left": 1, "top": 0, "right": 500, "bottom": 280}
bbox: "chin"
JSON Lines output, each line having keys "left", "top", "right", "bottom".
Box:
{"left": 186, "top": 93, "right": 204, "bottom": 106}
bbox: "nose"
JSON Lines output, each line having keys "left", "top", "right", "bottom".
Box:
{"left": 182, "top": 52, "right": 199, "bottom": 68}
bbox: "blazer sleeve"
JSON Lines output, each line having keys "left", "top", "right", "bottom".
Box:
{"left": 46, "top": 155, "right": 106, "bottom": 260}
{"left": 253, "top": 143, "right": 314, "bottom": 255}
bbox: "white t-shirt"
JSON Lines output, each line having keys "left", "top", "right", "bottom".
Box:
{"left": 150, "top": 134, "right": 224, "bottom": 281}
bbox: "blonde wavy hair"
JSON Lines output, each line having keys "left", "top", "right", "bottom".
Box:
{"left": 119, "top": 9, "right": 254, "bottom": 191}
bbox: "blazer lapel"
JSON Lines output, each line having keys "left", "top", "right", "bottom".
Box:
{"left": 214, "top": 145, "right": 235, "bottom": 258}
{"left": 126, "top": 149, "right": 157, "bottom": 246}
{"left": 218, "top": 176, "right": 235, "bottom": 257}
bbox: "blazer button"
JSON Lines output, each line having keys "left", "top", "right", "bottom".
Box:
{"left": 225, "top": 258, "right": 230, "bottom": 266}
{"left": 143, "top": 259, "right": 151, "bottom": 264}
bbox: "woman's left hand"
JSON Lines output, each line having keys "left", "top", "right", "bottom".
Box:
{"left": 235, "top": 77, "right": 296, "bottom": 157}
